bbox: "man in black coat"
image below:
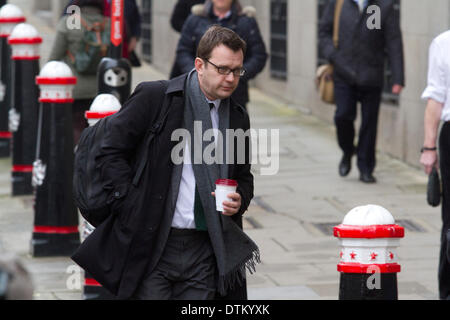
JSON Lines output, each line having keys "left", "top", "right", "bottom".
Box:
{"left": 171, "top": 0, "right": 267, "bottom": 108}
{"left": 319, "top": 0, "right": 405, "bottom": 183}
{"left": 72, "top": 26, "right": 257, "bottom": 300}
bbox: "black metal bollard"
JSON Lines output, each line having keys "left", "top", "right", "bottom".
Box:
{"left": 334, "top": 205, "right": 405, "bottom": 300}
{"left": 8, "top": 23, "right": 41, "bottom": 195}
{"left": 0, "top": 4, "right": 25, "bottom": 157}
{"left": 31, "top": 61, "right": 80, "bottom": 257}
{"left": 81, "top": 93, "right": 121, "bottom": 300}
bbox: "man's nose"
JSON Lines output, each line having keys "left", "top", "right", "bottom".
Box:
{"left": 225, "top": 72, "right": 236, "bottom": 82}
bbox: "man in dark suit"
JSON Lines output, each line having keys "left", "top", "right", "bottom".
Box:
{"left": 319, "top": 0, "right": 405, "bottom": 183}
{"left": 72, "top": 26, "right": 257, "bottom": 300}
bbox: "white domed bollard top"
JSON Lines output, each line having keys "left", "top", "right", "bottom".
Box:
{"left": 334, "top": 204, "right": 405, "bottom": 273}
{"left": 35, "top": 61, "right": 77, "bottom": 103}
{"left": 85, "top": 94, "right": 122, "bottom": 126}
{"left": 8, "top": 23, "right": 42, "bottom": 60}
{"left": 0, "top": 4, "right": 25, "bottom": 38}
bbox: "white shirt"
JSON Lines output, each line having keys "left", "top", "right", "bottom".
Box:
{"left": 421, "top": 30, "right": 450, "bottom": 121}
{"left": 171, "top": 98, "right": 221, "bottom": 229}
{"left": 352, "top": 0, "right": 366, "bottom": 13}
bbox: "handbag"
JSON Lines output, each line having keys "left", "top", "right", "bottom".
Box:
{"left": 427, "top": 167, "right": 441, "bottom": 207}
{"left": 316, "top": 0, "right": 344, "bottom": 104}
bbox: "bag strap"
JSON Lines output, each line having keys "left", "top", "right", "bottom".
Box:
{"left": 333, "top": 0, "right": 345, "bottom": 48}
{"left": 132, "top": 85, "right": 175, "bottom": 187}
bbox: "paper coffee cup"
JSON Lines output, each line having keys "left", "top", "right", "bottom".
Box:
{"left": 215, "top": 179, "right": 238, "bottom": 211}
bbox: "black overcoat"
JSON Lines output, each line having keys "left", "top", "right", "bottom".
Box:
{"left": 318, "top": 0, "right": 404, "bottom": 87}
{"left": 71, "top": 74, "right": 254, "bottom": 299}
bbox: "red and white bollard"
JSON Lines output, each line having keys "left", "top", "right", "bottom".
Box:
{"left": 82, "top": 93, "right": 121, "bottom": 300}
{"left": 334, "top": 205, "right": 405, "bottom": 300}
{"left": 8, "top": 22, "right": 41, "bottom": 195}
{"left": 0, "top": 4, "right": 25, "bottom": 157}
{"left": 31, "top": 61, "right": 80, "bottom": 257}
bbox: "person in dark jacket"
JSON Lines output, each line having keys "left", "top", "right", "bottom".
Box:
{"left": 172, "top": 0, "right": 267, "bottom": 108}
{"left": 169, "top": 0, "right": 205, "bottom": 80}
{"left": 170, "top": 0, "right": 205, "bottom": 33}
{"left": 71, "top": 26, "right": 258, "bottom": 300}
{"left": 319, "top": 0, "right": 405, "bottom": 183}
{"left": 64, "top": 0, "right": 141, "bottom": 60}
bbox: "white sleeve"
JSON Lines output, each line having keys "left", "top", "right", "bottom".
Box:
{"left": 421, "top": 38, "right": 447, "bottom": 103}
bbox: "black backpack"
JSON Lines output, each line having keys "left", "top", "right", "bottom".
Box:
{"left": 73, "top": 86, "right": 172, "bottom": 227}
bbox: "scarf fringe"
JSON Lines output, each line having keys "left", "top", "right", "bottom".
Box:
{"left": 217, "top": 248, "right": 261, "bottom": 296}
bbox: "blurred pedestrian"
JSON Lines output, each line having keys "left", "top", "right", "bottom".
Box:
{"left": 420, "top": 30, "right": 450, "bottom": 300}
{"left": 50, "top": 0, "right": 110, "bottom": 145}
{"left": 172, "top": 0, "right": 267, "bottom": 109}
{"left": 170, "top": 0, "right": 205, "bottom": 33}
{"left": 0, "top": 253, "right": 34, "bottom": 300}
{"left": 319, "top": 0, "right": 404, "bottom": 183}
{"left": 65, "top": 0, "right": 141, "bottom": 64}
{"left": 104, "top": 0, "right": 141, "bottom": 63}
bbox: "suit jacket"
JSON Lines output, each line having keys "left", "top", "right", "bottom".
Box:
{"left": 319, "top": 0, "right": 404, "bottom": 87}
{"left": 71, "top": 73, "right": 254, "bottom": 299}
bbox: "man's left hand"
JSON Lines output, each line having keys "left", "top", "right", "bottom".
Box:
{"left": 211, "top": 192, "right": 241, "bottom": 216}
{"left": 392, "top": 84, "right": 403, "bottom": 95}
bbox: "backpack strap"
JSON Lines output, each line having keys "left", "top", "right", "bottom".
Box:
{"left": 132, "top": 85, "right": 178, "bottom": 187}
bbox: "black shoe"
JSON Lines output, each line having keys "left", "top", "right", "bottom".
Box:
{"left": 360, "top": 172, "right": 376, "bottom": 183}
{"left": 339, "top": 154, "right": 352, "bottom": 177}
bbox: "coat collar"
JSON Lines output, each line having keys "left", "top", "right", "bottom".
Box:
{"left": 166, "top": 72, "right": 247, "bottom": 126}
{"left": 166, "top": 73, "right": 188, "bottom": 94}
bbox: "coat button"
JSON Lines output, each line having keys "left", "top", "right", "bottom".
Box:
{"left": 148, "top": 227, "right": 153, "bottom": 231}
{"left": 114, "top": 191, "right": 120, "bottom": 198}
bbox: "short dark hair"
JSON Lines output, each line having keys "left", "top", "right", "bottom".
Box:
{"left": 197, "top": 25, "right": 247, "bottom": 61}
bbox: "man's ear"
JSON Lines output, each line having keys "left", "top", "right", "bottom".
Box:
{"left": 195, "top": 57, "right": 204, "bottom": 74}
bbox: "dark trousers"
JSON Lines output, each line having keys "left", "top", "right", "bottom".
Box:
{"left": 334, "top": 80, "right": 382, "bottom": 174}
{"left": 438, "top": 123, "right": 450, "bottom": 300}
{"left": 132, "top": 228, "right": 217, "bottom": 300}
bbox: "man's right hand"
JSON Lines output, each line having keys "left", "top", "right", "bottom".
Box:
{"left": 420, "top": 150, "right": 438, "bottom": 175}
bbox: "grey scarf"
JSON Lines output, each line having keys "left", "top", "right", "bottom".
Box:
{"left": 184, "top": 70, "right": 260, "bottom": 295}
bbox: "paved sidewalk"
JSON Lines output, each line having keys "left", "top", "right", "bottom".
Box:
{"left": 0, "top": 0, "right": 443, "bottom": 300}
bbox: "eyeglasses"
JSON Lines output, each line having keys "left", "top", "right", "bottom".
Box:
{"left": 204, "top": 59, "right": 246, "bottom": 77}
